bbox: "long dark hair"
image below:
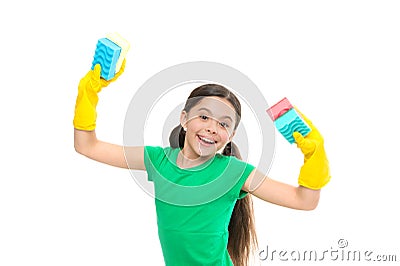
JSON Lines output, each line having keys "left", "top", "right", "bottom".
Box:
{"left": 169, "top": 84, "right": 258, "bottom": 266}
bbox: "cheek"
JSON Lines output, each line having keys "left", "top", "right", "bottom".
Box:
{"left": 188, "top": 123, "right": 202, "bottom": 134}
{"left": 219, "top": 129, "right": 231, "bottom": 143}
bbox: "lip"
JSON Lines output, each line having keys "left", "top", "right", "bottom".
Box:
{"left": 197, "top": 134, "right": 217, "bottom": 146}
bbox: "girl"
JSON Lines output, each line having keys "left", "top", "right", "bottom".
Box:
{"left": 73, "top": 62, "right": 330, "bottom": 266}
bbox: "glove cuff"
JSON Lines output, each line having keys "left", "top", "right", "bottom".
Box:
{"left": 297, "top": 143, "right": 331, "bottom": 190}
{"left": 73, "top": 86, "right": 99, "bottom": 131}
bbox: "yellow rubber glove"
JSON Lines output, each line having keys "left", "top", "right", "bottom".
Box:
{"left": 73, "top": 60, "right": 126, "bottom": 130}
{"left": 293, "top": 109, "right": 330, "bottom": 190}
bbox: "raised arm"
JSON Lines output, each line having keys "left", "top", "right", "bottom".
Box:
{"left": 73, "top": 61, "right": 145, "bottom": 170}
{"left": 242, "top": 110, "right": 330, "bottom": 210}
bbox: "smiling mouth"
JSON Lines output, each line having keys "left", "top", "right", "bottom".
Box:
{"left": 197, "top": 135, "right": 217, "bottom": 146}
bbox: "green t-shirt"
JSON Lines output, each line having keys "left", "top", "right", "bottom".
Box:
{"left": 144, "top": 146, "right": 255, "bottom": 266}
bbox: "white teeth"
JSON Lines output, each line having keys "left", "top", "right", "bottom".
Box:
{"left": 200, "top": 136, "right": 215, "bottom": 144}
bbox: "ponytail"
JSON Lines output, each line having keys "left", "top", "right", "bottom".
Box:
{"left": 169, "top": 125, "right": 186, "bottom": 149}
{"left": 223, "top": 142, "right": 258, "bottom": 266}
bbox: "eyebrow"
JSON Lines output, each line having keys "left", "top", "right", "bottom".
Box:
{"left": 196, "top": 107, "right": 234, "bottom": 122}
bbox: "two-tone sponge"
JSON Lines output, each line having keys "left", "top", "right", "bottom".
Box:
{"left": 266, "top": 98, "right": 311, "bottom": 144}
{"left": 91, "top": 33, "right": 130, "bottom": 80}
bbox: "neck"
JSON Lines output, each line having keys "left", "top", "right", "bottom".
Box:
{"left": 177, "top": 148, "right": 213, "bottom": 169}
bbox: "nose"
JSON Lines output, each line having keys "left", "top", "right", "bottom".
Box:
{"left": 206, "top": 119, "right": 218, "bottom": 134}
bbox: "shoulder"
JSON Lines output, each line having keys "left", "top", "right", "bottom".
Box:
{"left": 144, "top": 146, "right": 175, "bottom": 157}
{"left": 144, "top": 146, "right": 177, "bottom": 167}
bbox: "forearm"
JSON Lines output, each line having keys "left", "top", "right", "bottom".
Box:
{"left": 74, "top": 128, "right": 97, "bottom": 156}
{"left": 295, "top": 186, "right": 320, "bottom": 211}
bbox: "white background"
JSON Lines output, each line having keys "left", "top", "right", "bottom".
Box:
{"left": 1, "top": 0, "right": 399, "bottom": 265}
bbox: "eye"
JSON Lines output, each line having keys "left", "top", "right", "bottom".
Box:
{"left": 200, "top": 115, "right": 208, "bottom": 120}
{"left": 219, "top": 121, "right": 229, "bottom": 128}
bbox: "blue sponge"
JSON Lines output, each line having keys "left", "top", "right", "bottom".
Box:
{"left": 91, "top": 38, "right": 121, "bottom": 80}
{"left": 274, "top": 108, "right": 311, "bottom": 144}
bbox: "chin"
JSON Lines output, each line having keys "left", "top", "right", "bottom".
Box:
{"left": 198, "top": 143, "right": 228, "bottom": 158}
{"left": 197, "top": 147, "right": 216, "bottom": 158}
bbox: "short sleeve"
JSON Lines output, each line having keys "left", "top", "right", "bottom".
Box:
{"left": 228, "top": 157, "right": 256, "bottom": 200}
{"left": 143, "top": 146, "right": 164, "bottom": 182}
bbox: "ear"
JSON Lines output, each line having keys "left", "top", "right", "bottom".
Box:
{"left": 180, "top": 110, "right": 188, "bottom": 128}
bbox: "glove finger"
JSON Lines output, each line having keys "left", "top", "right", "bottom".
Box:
{"left": 293, "top": 106, "right": 323, "bottom": 139}
{"left": 93, "top": 64, "right": 101, "bottom": 78}
{"left": 90, "top": 64, "right": 102, "bottom": 92}
{"left": 100, "top": 59, "right": 126, "bottom": 87}
{"left": 293, "top": 131, "right": 305, "bottom": 148}
{"left": 294, "top": 131, "right": 317, "bottom": 157}
{"left": 90, "top": 64, "right": 101, "bottom": 82}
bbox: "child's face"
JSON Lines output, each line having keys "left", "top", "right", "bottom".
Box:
{"left": 181, "top": 96, "right": 238, "bottom": 158}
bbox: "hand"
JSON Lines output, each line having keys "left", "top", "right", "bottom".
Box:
{"left": 292, "top": 108, "right": 330, "bottom": 190}
{"left": 99, "top": 58, "right": 126, "bottom": 88}
{"left": 293, "top": 109, "right": 322, "bottom": 159}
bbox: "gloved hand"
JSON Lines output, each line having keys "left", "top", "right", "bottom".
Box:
{"left": 293, "top": 109, "right": 330, "bottom": 190}
{"left": 73, "top": 60, "right": 126, "bottom": 130}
